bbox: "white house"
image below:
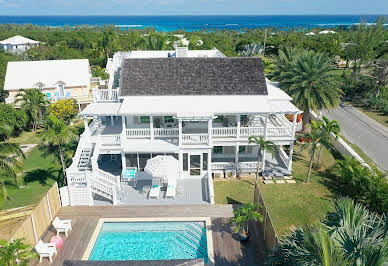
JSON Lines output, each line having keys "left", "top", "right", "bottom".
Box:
{"left": 4, "top": 59, "right": 94, "bottom": 108}
{"left": 64, "top": 55, "right": 301, "bottom": 207}
{"left": 0, "top": 35, "right": 41, "bottom": 53}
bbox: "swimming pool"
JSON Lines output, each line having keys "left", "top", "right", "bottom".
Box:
{"left": 86, "top": 219, "right": 211, "bottom": 263}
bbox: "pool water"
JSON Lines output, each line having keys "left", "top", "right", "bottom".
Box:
{"left": 89, "top": 221, "right": 209, "bottom": 262}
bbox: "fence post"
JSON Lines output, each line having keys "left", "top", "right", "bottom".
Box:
{"left": 46, "top": 193, "right": 53, "bottom": 221}
{"left": 30, "top": 214, "right": 38, "bottom": 243}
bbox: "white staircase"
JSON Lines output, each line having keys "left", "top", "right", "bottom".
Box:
{"left": 77, "top": 148, "right": 93, "bottom": 170}
{"left": 247, "top": 115, "right": 263, "bottom": 127}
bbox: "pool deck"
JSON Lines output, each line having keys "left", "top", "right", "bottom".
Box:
{"left": 29, "top": 205, "right": 264, "bottom": 266}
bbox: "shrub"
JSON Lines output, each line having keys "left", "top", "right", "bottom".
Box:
{"left": 0, "top": 103, "right": 27, "bottom": 135}
{"left": 49, "top": 98, "right": 78, "bottom": 124}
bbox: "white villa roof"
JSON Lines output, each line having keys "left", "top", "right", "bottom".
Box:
{"left": 266, "top": 79, "right": 292, "bottom": 101}
{"left": 0, "top": 35, "right": 40, "bottom": 45}
{"left": 4, "top": 59, "right": 91, "bottom": 90}
{"left": 81, "top": 102, "right": 122, "bottom": 116}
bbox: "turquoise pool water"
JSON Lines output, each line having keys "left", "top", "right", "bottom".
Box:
{"left": 89, "top": 221, "right": 209, "bottom": 262}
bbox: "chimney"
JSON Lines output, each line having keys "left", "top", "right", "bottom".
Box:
{"left": 175, "top": 47, "right": 188, "bottom": 58}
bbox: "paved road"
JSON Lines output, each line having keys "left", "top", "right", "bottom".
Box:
{"left": 322, "top": 102, "right": 388, "bottom": 172}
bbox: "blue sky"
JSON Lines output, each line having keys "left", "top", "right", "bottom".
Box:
{"left": 0, "top": 0, "right": 387, "bottom": 15}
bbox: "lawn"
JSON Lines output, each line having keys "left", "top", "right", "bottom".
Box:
{"left": 214, "top": 145, "right": 339, "bottom": 238}
{"left": 8, "top": 130, "right": 42, "bottom": 145}
{"left": 0, "top": 147, "right": 60, "bottom": 210}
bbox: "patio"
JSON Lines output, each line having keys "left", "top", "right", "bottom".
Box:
{"left": 30, "top": 205, "right": 264, "bottom": 266}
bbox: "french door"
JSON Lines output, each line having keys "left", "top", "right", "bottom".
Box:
{"left": 190, "top": 154, "right": 201, "bottom": 176}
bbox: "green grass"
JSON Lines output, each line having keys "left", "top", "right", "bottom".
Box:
{"left": 214, "top": 177, "right": 255, "bottom": 204}
{"left": 0, "top": 147, "right": 62, "bottom": 210}
{"left": 8, "top": 130, "right": 42, "bottom": 145}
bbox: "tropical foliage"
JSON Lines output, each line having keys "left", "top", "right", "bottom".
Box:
{"left": 316, "top": 116, "right": 340, "bottom": 165}
{"left": 0, "top": 103, "right": 27, "bottom": 135}
{"left": 49, "top": 98, "right": 79, "bottom": 124}
{"left": 266, "top": 198, "right": 388, "bottom": 266}
{"left": 0, "top": 238, "right": 36, "bottom": 266}
{"left": 15, "top": 89, "right": 48, "bottom": 131}
{"left": 248, "top": 135, "right": 276, "bottom": 180}
{"left": 336, "top": 156, "right": 388, "bottom": 214}
{"left": 270, "top": 49, "right": 342, "bottom": 131}
{"left": 0, "top": 123, "right": 24, "bottom": 202}
{"left": 40, "top": 115, "right": 77, "bottom": 182}
{"left": 230, "top": 203, "right": 263, "bottom": 235}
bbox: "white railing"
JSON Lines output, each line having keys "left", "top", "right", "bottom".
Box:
{"left": 67, "top": 172, "right": 87, "bottom": 183}
{"left": 93, "top": 89, "right": 119, "bottom": 102}
{"left": 89, "top": 178, "right": 114, "bottom": 200}
{"left": 182, "top": 134, "right": 209, "bottom": 145}
{"left": 100, "top": 134, "right": 121, "bottom": 145}
{"left": 267, "top": 127, "right": 293, "bottom": 137}
{"left": 240, "top": 127, "right": 265, "bottom": 137}
{"left": 154, "top": 128, "right": 179, "bottom": 137}
{"left": 94, "top": 168, "right": 121, "bottom": 191}
{"left": 212, "top": 161, "right": 258, "bottom": 171}
{"left": 212, "top": 127, "right": 237, "bottom": 137}
{"left": 126, "top": 128, "right": 151, "bottom": 138}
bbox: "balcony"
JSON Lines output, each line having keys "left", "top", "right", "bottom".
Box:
{"left": 93, "top": 89, "right": 119, "bottom": 102}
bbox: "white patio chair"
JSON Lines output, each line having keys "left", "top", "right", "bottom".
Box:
{"left": 35, "top": 240, "right": 57, "bottom": 263}
{"left": 166, "top": 177, "right": 177, "bottom": 198}
{"left": 149, "top": 185, "right": 160, "bottom": 199}
{"left": 52, "top": 217, "right": 72, "bottom": 237}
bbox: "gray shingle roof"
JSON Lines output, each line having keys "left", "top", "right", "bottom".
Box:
{"left": 120, "top": 57, "right": 268, "bottom": 96}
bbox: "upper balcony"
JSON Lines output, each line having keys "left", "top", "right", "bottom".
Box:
{"left": 92, "top": 88, "right": 119, "bottom": 103}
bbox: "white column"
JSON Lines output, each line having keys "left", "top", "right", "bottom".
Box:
{"left": 178, "top": 150, "right": 183, "bottom": 179}
{"left": 83, "top": 118, "right": 90, "bottom": 135}
{"left": 264, "top": 114, "right": 269, "bottom": 139}
{"left": 178, "top": 120, "right": 183, "bottom": 146}
{"left": 110, "top": 116, "right": 114, "bottom": 126}
{"left": 291, "top": 112, "right": 298, "bottom": 137}
{"left": 150, "top": 116, "right": 154, "bottom": 140}
{"left": 122, "top": 116, "right": 126, "bottom": 131}
{"left": 261, "top": 149, "right": 267, "bottom": 172}
{"left": 236, "top": 114, "right": 241, "bottom": 139}
{"left": 207, "top": 150, "right": 215, "bottom": 204}
{"left": 121, "top": 151, "right": 126, "bottom": 170}
{"left": 208, "top": 118, "right": 213, "bottom": 145}
{"left": 288, "top": 142, "right": 295, "bottom": 171}
{"left": 234, "top": 143, "right": 239, "bottom": 163}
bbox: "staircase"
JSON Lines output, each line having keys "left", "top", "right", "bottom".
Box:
{"left": 77, "top": 148, "right": 93, "bottom": 170}
{"left": 247, "top": 115, "right": 263, "bottom": 127}
{"left": 174, "top": 223, "right": 208, "bottom": 262}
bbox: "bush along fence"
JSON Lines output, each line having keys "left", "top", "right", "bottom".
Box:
{"left": 253, "top": 183, "right": 278, "bottom": 250}
{"left": 10, "top": 183, "right": 61, "bottom": 245}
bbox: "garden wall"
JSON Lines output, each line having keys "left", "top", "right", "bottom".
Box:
{"left": 309, "top": 111, "right": 370, "bottom": 168}
{"left": 253, "top": 183, "right": 278, "bottom": 250}
{"left": 11, "top": 182, "right": 61, "bottom": 245}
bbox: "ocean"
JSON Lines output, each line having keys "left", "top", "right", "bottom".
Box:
{"left": 0, "top": 15, "right": 386, "bottom": 31}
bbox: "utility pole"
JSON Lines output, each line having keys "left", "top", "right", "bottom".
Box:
{"left": 263, "top": 28, "right": 268, "bottom": 56}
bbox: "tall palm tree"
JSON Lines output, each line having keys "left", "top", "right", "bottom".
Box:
{"left": 270, "top": 49, "right": 342, "bottom": 131}
{"left": 40, "top": 116, "right": 77, "bottom": 182}
{"left": 0, "top": 123, "right": 24, "bottom": 202}
{"left": 248, "top": 136, "right": 276, "bottom": 183}
{"left": 299, "top": 120, "right": 332, "bottom": 183}
{"left": 316, "top": 116, "right": 340, "bottom": 165}
{"left": 15, "top": 88, "right": 48, "bottom": 131}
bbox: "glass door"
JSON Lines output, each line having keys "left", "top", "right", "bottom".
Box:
{"left": 190, "top": 154, "right": 201, "bottom": 176}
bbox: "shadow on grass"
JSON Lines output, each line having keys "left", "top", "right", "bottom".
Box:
{"left": 316, "top": 165, "right": 345, "bottom": 200}
{"left": 24, "top": 167, "right": 60, "bottom": 186}
{"left": 226, "top": 197, "right": 244, "bottom": 205}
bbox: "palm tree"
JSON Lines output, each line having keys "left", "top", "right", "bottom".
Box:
{"left": 248, "top": 136, "right": 276, "bottom": 183}
{"left": 316, "top": 116, "right": 340, "bottom": 165}
{"left": 270, "top": 49, "right": 342, "bottom": 131}
{"left": 299, "top": 120, "right": 332, "bottom": 183}
{"left": 0, "top": 123, "right": 24, "bottom": 202}
{"left": 15, "top": 88, "right": 48, "bottom": 131}
{"left": 0, "top": 238, "right": 36, "bottom": 265}
{"left": 40, "top": 116, "right": 77, "bottom": 182}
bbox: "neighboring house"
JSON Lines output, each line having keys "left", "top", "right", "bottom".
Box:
{"left": 4, "top": 59, "right": 94, "bottom": 109}
{"left": 105, "top": 47, "right": 225, "bottom": 89}
{"left": 0, "top": 35, "right": 41, "bottom": 53}
{"left": 65, "top": 56, "right": 301, "bottom": 207}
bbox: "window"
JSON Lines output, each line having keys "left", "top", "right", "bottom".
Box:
{"left": 58, "top": 84, "right": 65, "bottom": 97}
{"left": 164, "top": 116, "right": 174, "bottom": 123}
{"left": 202, "top": 153, "right": 208, "bottom": 171}
{"left": 213, "top": 146, "right": 223, "bottom": 154}
{"left": 239, "top": 146, "right": 246, "bottom": 154}
{"left": 125, "top": 154, "right": 138, "bottom": 169}
{"left": 190, "top": 155, "right": 201, "bottom": 176}
{"left": 139, "top": 116, "right": 150, "bottom": 124}
{"left": 183, "top": 153, "right": 188, "bottom": 171}
{"left": 240, "top": 115, "right": 248, "bottom": 123}
{"left": 214, "top": 115, "right": 224, "bottom": 123}
{"left": 138, "top": 153, "right": 151, "bottom": 171}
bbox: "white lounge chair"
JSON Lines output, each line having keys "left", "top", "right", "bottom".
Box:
{"left": 35, "top": 240, "right": 57, "bottom": 263}
{"left": 149, "top": 185, "right": 160, "bottom": 199}
{"left": 52, "top": 217, "right": 72, "bottom": 237}
{"left": 166, "top": 185, "right": 176, "bottom": 198}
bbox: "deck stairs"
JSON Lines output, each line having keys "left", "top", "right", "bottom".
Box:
{"left": 175, "top": 223, "right": 208, "bottom": 259}
{"left": 247, "top": 115, "right": 263, "bottom": 127}
{"left": 77, "top": 148, "right": 93, "bottom": 170}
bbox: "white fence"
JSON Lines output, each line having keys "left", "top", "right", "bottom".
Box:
{"left": 182, "top": 134, "right": 209, "bottom": 145}
{"left": 126, "top": 128, "right": 151, "bottom": 138}
{"left": 100, "top": 134, "right": 121, "bottom": 145}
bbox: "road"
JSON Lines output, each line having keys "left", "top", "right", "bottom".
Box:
{"left": 322, "top": 102, "right": 388, "bottom": 172}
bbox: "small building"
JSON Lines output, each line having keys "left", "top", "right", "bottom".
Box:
{"left": 319, "top": 30, "right": 336, "bottom": 34}
{"left": 4, "top": 59, "right": 94, "bottom": 108}
{"left": 0, "top": 35, "right": 41, "bottom": 53}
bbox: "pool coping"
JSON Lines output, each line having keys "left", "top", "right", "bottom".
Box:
{"left": 82, "top": 217, "right": 215, "bottom": 265}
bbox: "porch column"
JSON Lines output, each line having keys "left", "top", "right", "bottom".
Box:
{"left": 178, "top": 150, "right": 183, "bottom": 179}
{"left": 178, "top": 120, "right": 183, "bottom": 146}
{"left": 83, "top": 117, "right": 90, "bottom": 134}
{"left": 150, "top": 116, "right": 154, "bottom": 140}
{"left": 264, "top": 114, "right": 269, "bottom": 139}
{"left": 288, "top": 113, "right": 298, "bottom": 171}
{"left": 122, "top": 116, "right": 126, "bottom": 130}
{"left": 207, "top": 150, "right": 215, "bottom": 204}
{"left": 121, "top": 151, "right": 126, "bottom": 170}
{"left": 236, "top": 115, "right": 241, "bottom": 139}
{"left": 234, "top": 143, "right": 239, "bottom": 163}
{"left": 261, "top": 149, "right": 267, "bottom": 173}
{"left": 110, "top": 116, "right": 114, "bottom": 126}
{"left": 208, "top": 118, "right": 213, "bottom": 145}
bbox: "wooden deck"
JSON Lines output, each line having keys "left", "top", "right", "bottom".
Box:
{"left": 30, "top": 205, "right": 264, "bottom": 266}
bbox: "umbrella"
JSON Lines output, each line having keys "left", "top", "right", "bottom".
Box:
{"left": 144, "top": 155, "right": 179, "bottom": 182}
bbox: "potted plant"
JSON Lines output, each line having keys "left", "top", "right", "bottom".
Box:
{"left": 230, "top": 203, "right": 263, "bottom": 241}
